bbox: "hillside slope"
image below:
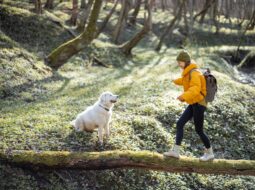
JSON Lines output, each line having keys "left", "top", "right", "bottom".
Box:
{"left": 0, "top": 2, "right": 255, "bottom": 190}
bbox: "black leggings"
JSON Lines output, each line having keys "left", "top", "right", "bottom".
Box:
{"left": 175, "top": 103, "right": 211, "bottom": 149}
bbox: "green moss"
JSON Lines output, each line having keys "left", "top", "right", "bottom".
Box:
{"left": 1, "top": 1, "right": 255, "bottom": 189}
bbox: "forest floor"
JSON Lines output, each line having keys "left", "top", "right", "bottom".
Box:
{"left": 0, "top": 1, "right": 255, "bottom": 190}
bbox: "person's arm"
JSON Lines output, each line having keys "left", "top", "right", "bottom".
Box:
{"left": 180, "top": 71, "right": 201, "bottom": 102}
{"left": 173, "top": 77, "right": 183, "bottom": 86}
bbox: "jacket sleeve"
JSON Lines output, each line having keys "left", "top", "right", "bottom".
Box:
{"left": 173, "top": 77, "right": 183, "bottom": 86}
{"left": 181, "top": 71, "right": 201, "bottom": 101}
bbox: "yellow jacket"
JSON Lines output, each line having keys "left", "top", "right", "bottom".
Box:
{"left": 173, "top": 63, "right": 207, "bottom": 105}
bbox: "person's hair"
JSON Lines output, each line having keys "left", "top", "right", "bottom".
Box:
{"left": 184, "top": 61, "right": 191, "bottom": 68}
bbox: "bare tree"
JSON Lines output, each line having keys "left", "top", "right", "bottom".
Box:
{"left": 112, "top": 0, "right": 131, "bottom": 44}
{"left": 155, "top": 0, "right": 185, "bottom": 51}
{"left": 77, "top": 0, "right": 94, "bottom": 31}
{"left": 120, "top": 0, "right": 153, "bottom": 55}
{"left": 69, "top": 0, "right": 78, "bottom": 26}
{"left": 212, "top": 0, "right": 219, "bottom": 34}
{"left": 80, "top": 0, "right": 86, "bottom": 8}
{"left": 45, "top": 0, "right": 103, "bottom": 69}
{"left": 247, "top": 9, "right": 255, "bottom": 30}
{"left": 129, "top": 0, "right": 142, "bottom": 25}
{"left": 44, "top": 0, "right": 54, "bottom": 9}
{"left": 194, "top": 0, "right": 215, "bottom": 24}
{"left": 35, "top": 0, "right": 42, "bottom": 14}
{"left": 96, "top": 0, "right": 119, "bottom": 37}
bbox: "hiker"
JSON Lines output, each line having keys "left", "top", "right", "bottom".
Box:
{"left": 164, "top": 50, "right": 215, "bottom": 161}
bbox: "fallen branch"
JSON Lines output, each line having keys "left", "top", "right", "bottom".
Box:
{"left": 0, "top": 150, "right": 255, "bottom": 176}
{"left": 92, "top": 56, "right": 111, "bottom": 68}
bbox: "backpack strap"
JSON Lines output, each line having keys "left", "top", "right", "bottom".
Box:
{"left": 189, "top": 68, "right": 205, "bottom": 97}
{"left": 189, "top": 68, "right": 200, "bottom": 81}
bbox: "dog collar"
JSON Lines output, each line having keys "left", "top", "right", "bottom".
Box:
{"left": 99, "top": 104, "right": 110, "bottom": 112}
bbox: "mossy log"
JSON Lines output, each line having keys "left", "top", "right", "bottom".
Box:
{"left": 0, "top": 150, "right": 255, "bottom": 176}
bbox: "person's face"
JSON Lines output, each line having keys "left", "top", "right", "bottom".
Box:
{"left": 177, "top": 61, "right": 186, "bottom": 69}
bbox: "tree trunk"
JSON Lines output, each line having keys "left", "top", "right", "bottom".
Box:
{"left": 120, "top": 0, "right": 152, "bottom": 55}
{"left": 69, "top": 0, "right": 78, "bottom": 26}
{"left": 187, "top": 0, "right": 194, "bottom": 37}
{"left": 160, "top": 0, "right": 166, "bottom": 11}
{"left": 129, "top": 0, "right": 142, "bottom": 25}
{"left": 45, "top": 0, "right": 103, "bottom": 69}
{"left": 35, "top": 0, "right": 42, "bottom": 14}
{"left": 247, "top": 10, "right": 255, "bottom": 30}
{"left": 1, "top": 150, "right": 255, "bottom": 176}
{"left": 193, "top": 0, "right": 215, "bottom": 23}
{"left": 183, "top": 0, "right": 189, "bottom": 35}
{"left": 80, "top": 0, "right": 86, "bottom": 9}
{"left": 237, "top": 50, "right": 255, "bottom": 70}
{"left": 77, "top": 0, "right": 94, "bottom": 31}
{"left": 212, "top": 0, "right": 219, "bottom": 34}
{"left": 112, "top": 0, "right": 131, "bottom": 44}
{"left": 96, "top": 0, "right": 119, "bottom": 37}
{"left": 44, "top": 0, "right": 54, "bottom": 9}
{"left": 155, "top": 0, "right": 184, "bottom": 52}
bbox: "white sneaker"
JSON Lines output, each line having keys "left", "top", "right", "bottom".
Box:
{"left": 163, "top": 145, "right": 180, "bottom": 158}
{"left": 199, "top": 147, "right": 214, "bottom": 161}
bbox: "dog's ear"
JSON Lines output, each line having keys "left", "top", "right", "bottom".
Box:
{"left": 100, "top": 93, "right": 106, "bottom": 104}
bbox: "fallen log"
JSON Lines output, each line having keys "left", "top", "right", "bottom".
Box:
{"left": 0, "top": 150, "right": 255, "bottom": 176}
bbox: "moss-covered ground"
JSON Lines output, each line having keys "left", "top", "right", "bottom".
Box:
{"left": 0, "top": 1, "right": 255, "bottom": 189}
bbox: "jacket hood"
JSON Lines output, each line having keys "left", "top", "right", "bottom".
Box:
{"left": 182, "top": 63, "right": 198, "bottom": 76}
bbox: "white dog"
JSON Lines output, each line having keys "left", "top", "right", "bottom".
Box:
{"left": 71, "top": 91, "right": 118, "bottom": 145}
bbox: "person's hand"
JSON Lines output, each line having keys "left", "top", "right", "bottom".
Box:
{"left": 177, "top": 95, "right": 185, "bottom": 102}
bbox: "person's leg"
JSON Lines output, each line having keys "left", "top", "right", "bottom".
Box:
{"left": 192, "top": 103, "right": 211, "bottom": 148}
{"left": 164, "top": 105, "right": 193, "bottom": 158}
{"left": 176, "top": 105, "right": 193, "bottom": 145}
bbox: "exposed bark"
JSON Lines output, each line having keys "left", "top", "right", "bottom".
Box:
{"left": 44, "top": 0, "right": 54, "bottom": 9}
{"left": 237, "top": 51, "right": 255, "bottom": 69}
{"left": 235, "top": 9, "right": 255, "bottom": 58}
{"left": 45, "top": 0, "right": 103, "bottom": 69}
{"left": 80, "top": 0, "right": 86, "bottom": 9}
{"left": 187, "top": 0, "right": 194, "bottom": 37}
{"left": 93, "top": 56, "right": 111, "bottom": 68}
{"left": 96, "top": 0, "right": 119, "bottom": 37}
{"left": 34, "top": 0, "right": 42, "bottom": 14}
{"left": 193, "top": 0, "right": 215, "bottom": 23}
{"left": 112, "top": 0, "right": 131, "bottom": 44}
{"left": 247, "top": 10, "right": 255, "bottom": 30}
{"left": 129, "top": 0, "right": 142, "bottom": 25}
{"left": 77, "top": 0, "right": 94, "bottom": 31}
{"left": 120, "top": 0, "right": 152, "bottom": 56}
{"left": 212, "top": 0, "right": 219, "bottom": 34}
{"left": 155, "top": 0, "right": 184, "bottom": 52}
{"left": 69, "top": 0, "right": 78, "bottom": 26}
{"left": 160, "top": 0, "right": 166, "bottom": 11}
{"left": 183, "top": 0, "right": 189, "bottom": 36}
{"left": 1, "top": 150, "right": 255, "bottom": 176}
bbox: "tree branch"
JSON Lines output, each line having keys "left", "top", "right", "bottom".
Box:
{"left": 1, "top": 150, "right": 255, "bottom": 176}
